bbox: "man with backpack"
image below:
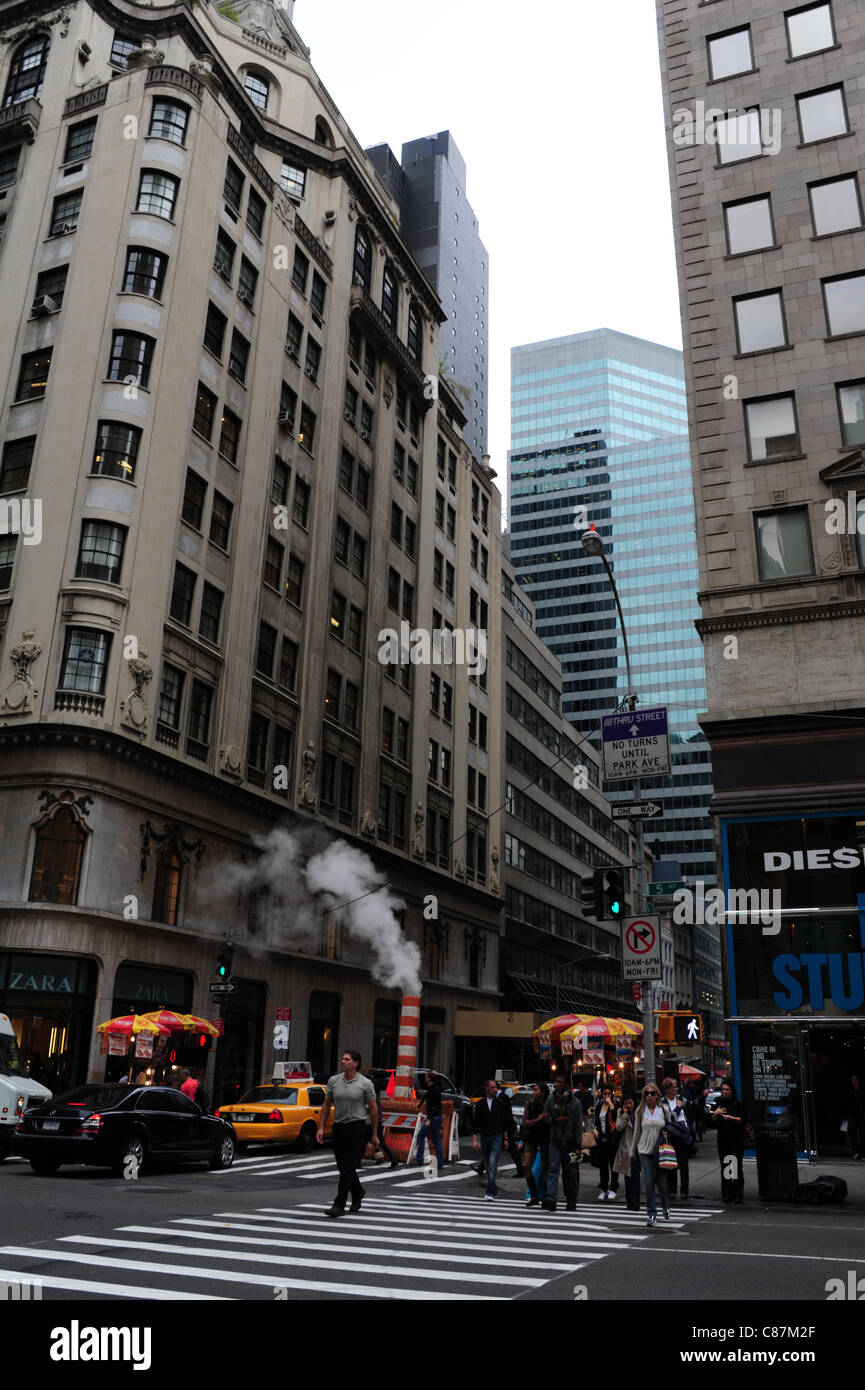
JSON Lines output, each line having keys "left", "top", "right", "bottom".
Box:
{"left": 180, "top": 1068, "right": 210, "bottom": 1113}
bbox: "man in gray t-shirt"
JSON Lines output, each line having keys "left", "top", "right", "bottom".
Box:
{"left": 317, "top": 1050, "right": 378, "bottom": 1216}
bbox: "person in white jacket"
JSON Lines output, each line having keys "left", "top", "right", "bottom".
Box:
{"left": 630, "top": 1084, "right": 673, "bottom": 1226}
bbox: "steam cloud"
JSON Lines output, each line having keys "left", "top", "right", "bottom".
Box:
{"left": 218, "top": 825, "right": 422, "bottom": 996}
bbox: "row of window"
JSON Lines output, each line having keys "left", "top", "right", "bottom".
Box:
{"left": 352, "top": 226, "right": 422, "bottom": 364}
{"left": 707, "top": 5, "right": 837, "bottom": 82}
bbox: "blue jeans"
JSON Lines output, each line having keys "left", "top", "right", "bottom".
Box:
{"left": 416, "top": 1114, "right": 444, "bottom": 1166}
{"left": 480, "top": 1133, "right": 503, "bottom": 1194}
{"left": 639, "top": 1151, "right": 668, "bottom": 1218}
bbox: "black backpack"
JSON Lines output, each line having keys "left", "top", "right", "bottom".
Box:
{"left": 793, "top": 1174, "right": 847, "bottom": 1204}
{"left": 195, "top": 1081, "right": 211, "bottom": 1114}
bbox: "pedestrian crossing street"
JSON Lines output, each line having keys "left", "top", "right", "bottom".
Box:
{"left": 0, "top": 1190, "right": 724, "bottom": 1301}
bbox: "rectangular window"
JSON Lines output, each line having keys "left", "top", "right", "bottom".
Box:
{"left": 15, "top": 350, "right": 52, "bottom": 401}
{"left": 292, "top": 246, "right": 309, "bottom": 294}
{"left": 407, "top": 458, "right": 418, "bottom": 497}
{"left": 357, "top": 466, "right": 370, "bottom": 510}
{"left": 433, "top": 550, "right": 443, "bottom": 589}
{"left": 218, "top": 408, "right": 241, "bottom": 465}
{"left": 263, "top": 537, "right": 283, "bottom": 590}
{"left": 223, "top": 158, "right": 244, "bottom": 212}
{"left": 148, "top": 98, "right": 188, "bottom": 145}
{"left": 279, "top": 637, "right": 298, "bottom": 691}
{"left": 181, "top": 469, "right": 206, "bottom": 529}
{"left": 382, "top": 707, "right": 394, "bottom": 753}
{"left": 0, "top": 533, "right": 18, "bottom": 588}
{"left": 246, "top": 187, "right": 265, "bottom": 239}
{"left": 157, "top": 663, "right": 184, "bottom": 729}
{"left": 292, "top": 477, "right": 310, "bottom": 527}
{"left": 402, "top": 580, "right": 413, "bottom": 621}
{"left": 364, "top": 343, "right": 377, "bottom": 384}
{"left": 50, "top": 191, "right": 82, "bottom": 235}
{"left": 247, "top": 712, "right": 269, "bottom": 772}
{"left": 435, "top": 492, "right": 444, "bottom": 529}
{"left": 445, "top": 561, "right": 455, "bottom": 599}
{"left": 286, "top": 555, "right": 304, "bottom": 607}
{"left": 339, "top": 448, "right": 353, "bottom": 493}
{"left": 446, "top": 505, "right": 456, "bottom": 542}
{"left": 837, "top": 381, "right": 865, "bottom": 447}
{"left": 797, "top": 86, "right": 848, "bottom": 144}
{"left": 198, "top": 582, "right": 223, "bottom": 644}
{"left": 391, "top": 503, "right": 403, "bottom": 545}
{"left": 170, "top": 563, "right": 195, "bottom": 624}
{"left": 428, "top": 739, "right": 438, "bottom": 782}
{"left": 339, "top": 762, "right": 354, "bottom": 819}
{"left": 745, "top": 395, "right": 800, "bottom": 462}
{"left": 330, "top": 589, "right": 346, "bottom": 639}
{"left": 238, "top": 256, "right": 258, "bottom": 308}
{"left": 479, "top": 712, "right": 487, "bottom": 750}
{"left": 724, "top": 195, "right": 775, "bottom": 254}
{"left": 393, "top": 442, "right": 405, "bottom": 483}
{"left": 469, "top": 705, "right": 477, "bottom": 742}
{"left": 187, "top": 679, "right": 213, "bottom": 750}
{"left": 273, "top": 726, "right": 292, "bottom": 789}
{"left": 75, "top": 522, "right": 125, "bottom": 586}
{"left": 442, "top": 682, "right": 452, "bottom": 723}
{"left": 734, "top": 290, "right": 787, "bottom": 353}
{"left": 387, "top": 567, "right": 400, "bottom": 610}
{"left": 228, "top": 329, "right": 249, "bottom": 382}
{"left": 209, "top": 491, "right": 232, "bottom": 549}
{"left": 304, "top": 338, "right": 321, "bottom": 383}
{"left": 110, "top": 33, "right": 137, "bottom": 68}
{"left": 481, "top": 495, "right": 489, "bottom": 531}
{"left": 786, "top": 3, "right": 835, "bottom": 59}
{"left": 396, "top": 717, "right": 409, "bottom": 763}
{"left": 478, "top": 772, "right": 487, "bottom": 811}
{"left": 404, "top": 518, "right": 416, "bottom": 558}
{"left": 136, "top": 169, "right": 178, "bottom": 219}
{"left": 360, "top": 402, "right": 373, "bottom": 441}
{"left": 281, "top": 161, "right": 306, "bottom": 198}
{"left": 824, "top": 273, "right": 865, "bottom": 336}
{"left": 91, "top": 421, "right": 140, "bottom": 482}
{"left": 344, "top": 681, "right": 360, "bottom": 732}
{"left": 280, "top": 383, "right": 297, "bottom": 430}
{"left": 440, "top": 747, "right": 451, "bottom": 790}
{"left": 325, "top": 669, "right": 341, "bottom": 720}
{"left": 348, "top": 604, "right": 363, "bottom": 653}
{"left": 335, "top": 517, "right": 350, "bottom": 564}
{"left": 298, "top": 404, "right": 315, "bottom": 451}
{"left": 344, "top": 383, "right": 358, "bottom": 426}
{"left": 0, "top": 436, "right": 35, "bottom": 493}
{"left": 122, "top": 246, "right": 167, "bottom": 299}
{"left": 480, "top": 546, "right": 488, "bottom": 580}
{"left": 192, "top": 382, "right": 217, "bottom": 439}
{"left": 204, "top": 301, "right": 227, "bottom": 357}
{"left": 272, "top": 457, "right": 290, "bottom": 506}
{"left": 0, "top": 145, "right": 19, "bottom": 189}
{"left": 108, "top": 332, "right": 154, "bottom": 389}
{"left": 467, "top": 766, "right": 476, "bottom": 804}
{"left": 716, "top": 108, "right": 765, "bottom": 164}
{"left": 809, "top": 176, "right": 863, "bottom": 236}
{"left": 755, "top": 509, "right": 814, "bottom": 581}
{"left": 286, "top": 313, "right": 303, "bottom": 360}
{"left": 64, "top": 117, "right": 96, "bottom": 163}
{"left": 707, "top": 27, "right": 754, "bottom": 80}
{"left": 310, "top": 271, "right": 326, "bottom": 318}
{"left": 256, "top": 621, "right": 277, "bottom": 677}
{"left": 351, "top": 533, "right": 366, "bottom": 580}
{"left": 60, "top": 627, "right": 111, "bottom": 694}
{"left": 214, "top": 228, "right": 235, "bottom": 281}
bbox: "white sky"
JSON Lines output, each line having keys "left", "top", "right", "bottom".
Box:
{"left": 294, "top": 0, "right": 683, "bottom": 477}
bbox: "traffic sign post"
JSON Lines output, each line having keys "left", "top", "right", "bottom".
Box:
{"left": 612, "top": 801, "right": 663, "bottom": 821}
{"left": 601, "top": 707, "right": 670, "bottom": 782}
{"left": 648, "top": 880, "right": 687, "bottom": 897}
{"left": 620, "top": 915, "right": 662, "bottom": 981}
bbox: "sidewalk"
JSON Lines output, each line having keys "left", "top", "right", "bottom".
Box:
{"left": 484, "top": 1140, "right": 865, "bottom": 1212}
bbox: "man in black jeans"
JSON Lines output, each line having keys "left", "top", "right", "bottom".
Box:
{"left": 317, "top": 1049, "right": 378, "bottom": 1217}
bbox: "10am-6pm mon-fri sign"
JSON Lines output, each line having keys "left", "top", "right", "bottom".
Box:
{"left": 601, "top": 707, "right": 671, "bottom": 781}
{"left": 621, "top": 915, "right": 662, "bottom": 981}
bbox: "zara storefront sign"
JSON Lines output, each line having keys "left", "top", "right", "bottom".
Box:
{"left": 8, "top": 971, "right": 74, "bottom": 993}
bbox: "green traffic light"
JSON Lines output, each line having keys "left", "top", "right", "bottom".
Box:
{"left": 610, "top": 901, "right": 621, "bottom": 915}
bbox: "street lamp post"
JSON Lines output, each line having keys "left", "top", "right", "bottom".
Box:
{"left": 581, "top": 526, "right": 657, "bottom": 1086}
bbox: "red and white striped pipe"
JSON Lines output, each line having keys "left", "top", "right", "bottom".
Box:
{"left": 394, "top": 994, "right": 421, "bottom": 1098}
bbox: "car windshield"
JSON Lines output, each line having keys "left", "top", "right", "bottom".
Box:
{"left": 0, "top": 1035, "right": 28, "bottom": 1079}
{"left": 239, "top": 1087, "right": 298, "bottom": 1104}
{"left": 53, "top": 1084, "right": 133, "bottom": 1109}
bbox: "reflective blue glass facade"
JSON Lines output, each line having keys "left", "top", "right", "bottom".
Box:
{"left": 508, "top": 328, "right": 715, "bottom": 882}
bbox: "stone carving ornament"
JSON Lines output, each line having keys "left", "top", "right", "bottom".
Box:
{"left": 490, "top": 844, "right": 500, "bottom": 894}
{"left": 411, "top": 802, "right": 425, "bottom": 860}
{"left": 120, "top": 650, "right": 152, "bottom": 735}
{"left": 1, "top": 629, "right": 41, "bottom": 715}
{"left": 360, "top": 809, "right": 376, "bottom": 836}
{"left": 298, "top": 741, "right": 317, "bottom": 808}
{"left": 139, "top": 819, "right": 206, "bottom": 882}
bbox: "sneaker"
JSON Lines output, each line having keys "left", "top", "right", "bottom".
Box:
{"left": 662, "top": 1208, "right": 671, "bottom": 1219}
{"left": 646, "top": 1215, "right": 656, "bottom": 1227}
{"left": 597, "top": 1190, "right": 607, "bottom": 1200}
{"left": 484, "top": 1192, "right": 497, "bottom": 1201}
{"left": 526, "top": 1198, "right": 540, "bottom": 1207}
{"left": 605, "top": 1190, "right": 617, "bottom": 1200}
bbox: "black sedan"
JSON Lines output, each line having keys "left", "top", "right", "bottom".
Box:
{"left": 13, "top": 1083, "right": 236, "bottom": 1176}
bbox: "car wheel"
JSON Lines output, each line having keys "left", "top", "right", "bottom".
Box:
{"left": 296, "top": 1121, "right": 317, "bottom": 1153}
{"left": 30, "top": 1159, "right": 61, "bottom": 1176}
{"left": 112, "top": 1135, "right": 147, "bottom": 1178}
{"left": 210, "top": 1132, "right": 236, "bottom": 1170}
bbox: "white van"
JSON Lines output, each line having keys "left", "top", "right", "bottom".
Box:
{"left": 0, "top": 1014, "right": 52, "bottom": 1159}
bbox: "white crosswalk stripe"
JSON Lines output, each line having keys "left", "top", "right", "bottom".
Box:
{"left": 207, "top": 1150, "right": 478, "bottom": 1183}
{"left": 0, "top": 1189, "right": 723, "bottom": 1302}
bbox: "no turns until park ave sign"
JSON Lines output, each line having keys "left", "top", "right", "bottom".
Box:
{"left": 621, "top": 914, "right": 662, "bottom": 981}
{"left": 601, "top": 707, "right": 670, "bottom": 781}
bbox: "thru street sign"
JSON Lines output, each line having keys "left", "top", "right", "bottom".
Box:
{"left": 601, "top": 707, "right": 670, "bottom": 781}
{"left": 611, "top": 801, "right": 663, "bottom": 820}
{"left": 620, "top": 914, "right": 662, "bottom": 981}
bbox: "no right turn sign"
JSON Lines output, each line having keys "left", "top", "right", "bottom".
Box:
{"left": 621, "top": 915, "right": 662, "bottom": 981}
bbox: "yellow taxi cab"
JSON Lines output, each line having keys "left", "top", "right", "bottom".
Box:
{"left": 469, "top": 1080, "right": 523, "bottom": 1104}
{"left": 216, "top": 1083, "right": 334, "bottom": 1152}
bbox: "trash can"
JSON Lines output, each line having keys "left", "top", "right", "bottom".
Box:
{"left": 754, "top": 1118, "right": 799, "bottom": 1200}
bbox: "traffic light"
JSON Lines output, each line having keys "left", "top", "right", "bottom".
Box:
{"left": 581, "top": 873, "right": 598, "bottom": 917}
{"left": 673, "top": 1013, "right": 702, "bottom": 1044}
{"left": 216, "top": 941, "right": 234, "bottom": 979}
{"left": 653, "top": 1013, "right": 675, "bottom": 1045}
{"left": 604, "top": 869, "right": 623, "bottom": 918}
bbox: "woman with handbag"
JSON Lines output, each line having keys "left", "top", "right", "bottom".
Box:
{"left": 614, "top": 1094, "right": 641, "bottom": 1210}
{"left": 713, "top": 1079, "right": 747, "bottom": 1204}
{"left": 593, "top": 1085, "right": 621, "bottom": 1200}
{"left": 631, "top": 1083, "right": 673, "bottom": 1226}
{"left": 521, "top": 1082, "right": 550, "bottom": 1207}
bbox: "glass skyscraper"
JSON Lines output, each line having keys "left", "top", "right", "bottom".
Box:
{"left": 508, "top": 327, "right": 715, "bottom": 883}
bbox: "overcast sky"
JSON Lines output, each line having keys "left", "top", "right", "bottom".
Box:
{"left": 295, "top": 0, "right": 683, "bottom": 477}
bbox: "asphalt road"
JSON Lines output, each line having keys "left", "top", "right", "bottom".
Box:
{"left": 1, "top": 1143, "right": 864, "bottom": 1309}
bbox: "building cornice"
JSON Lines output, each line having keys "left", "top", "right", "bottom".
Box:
{"left": 696, "top": 596, "right": 865, "bottom": 636}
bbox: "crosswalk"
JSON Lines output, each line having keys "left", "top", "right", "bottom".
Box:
{"left": 0, "top": 1190, "right": 723, "bottom": 1301}
{"left": 207, "top": 1149, "right": 480, "bottom": 1184}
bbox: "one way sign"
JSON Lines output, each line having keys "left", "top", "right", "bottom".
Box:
{"left": 612, "top": 801, "right": 663, "bottom": 820}
{"left": 621, "top": 915, "right": 662, "bottom": 981}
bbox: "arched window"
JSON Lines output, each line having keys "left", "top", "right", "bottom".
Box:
{"left": 381, "top": 261, "right": 398, "bottom": 328}
{"left": 243, "top": 69, "right": 270, "bottom": 111}
{"left": 152, "top": 842, "right": 182, "bottom": 925}
{"left": 29, "top": 806, "right": 86, "bottom": 904}
{"left": 4, "top": 33, "right": 50, "bottom": 108}
{"left": 353, "top": 225, "right": 371, "bottom": 293}
{"left": 407, "top": 301, "right": 422, "bottom": 363}
{"left": 314, "top": 116, "right": 334, "bottom": 148}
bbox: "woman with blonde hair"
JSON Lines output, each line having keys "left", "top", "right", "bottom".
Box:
{"left": 631, "top": 1082, "right": 673, "bottom": 1226}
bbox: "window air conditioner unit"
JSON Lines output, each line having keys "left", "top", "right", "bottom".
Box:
{"left": 238, "top": 290, "right": 253, "bottom": 307}
{"left": 304, "top": 367, "right": 317, "bottom": 380}
{"left": 278, "top": 410, "right": 292, "bottom": 427}
{"left": 56, "top": 222, "right": 76, "bottom": 235}
{"left": 343, "top": 409, "right": 355, "bottom": 423}
{"left": 360, "top": 430, "right": 371, "bottom": 443}
{"left": 31, "top": 294, "right": 58, "bottom": 316}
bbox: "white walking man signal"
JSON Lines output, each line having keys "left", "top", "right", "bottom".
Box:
{"left": 687, "top": 1017, "right": 698, "bottom": 1040}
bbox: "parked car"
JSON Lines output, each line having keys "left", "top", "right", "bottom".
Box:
{"left": 13, "top": 1083, "right": 236, "bottom": 1176}
{"left": 216, "top": 1083, "right": 334, "bottom": 1151}
{"left": 0, "top": 1013, "right": 52, "bottom": 1160}
{"left": 508, "top": 1087, "right": 536, "bottom": 1129}
{"left": 366, "top": 1068, "right": 474, "bottom": 1134}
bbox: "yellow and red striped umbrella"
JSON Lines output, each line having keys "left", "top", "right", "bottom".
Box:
{"left": 96, "top": 1014, "right": 170, "bottom": 1036}
{"left": 138, "top": 1009, "right": 194, "bottom": 1033}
